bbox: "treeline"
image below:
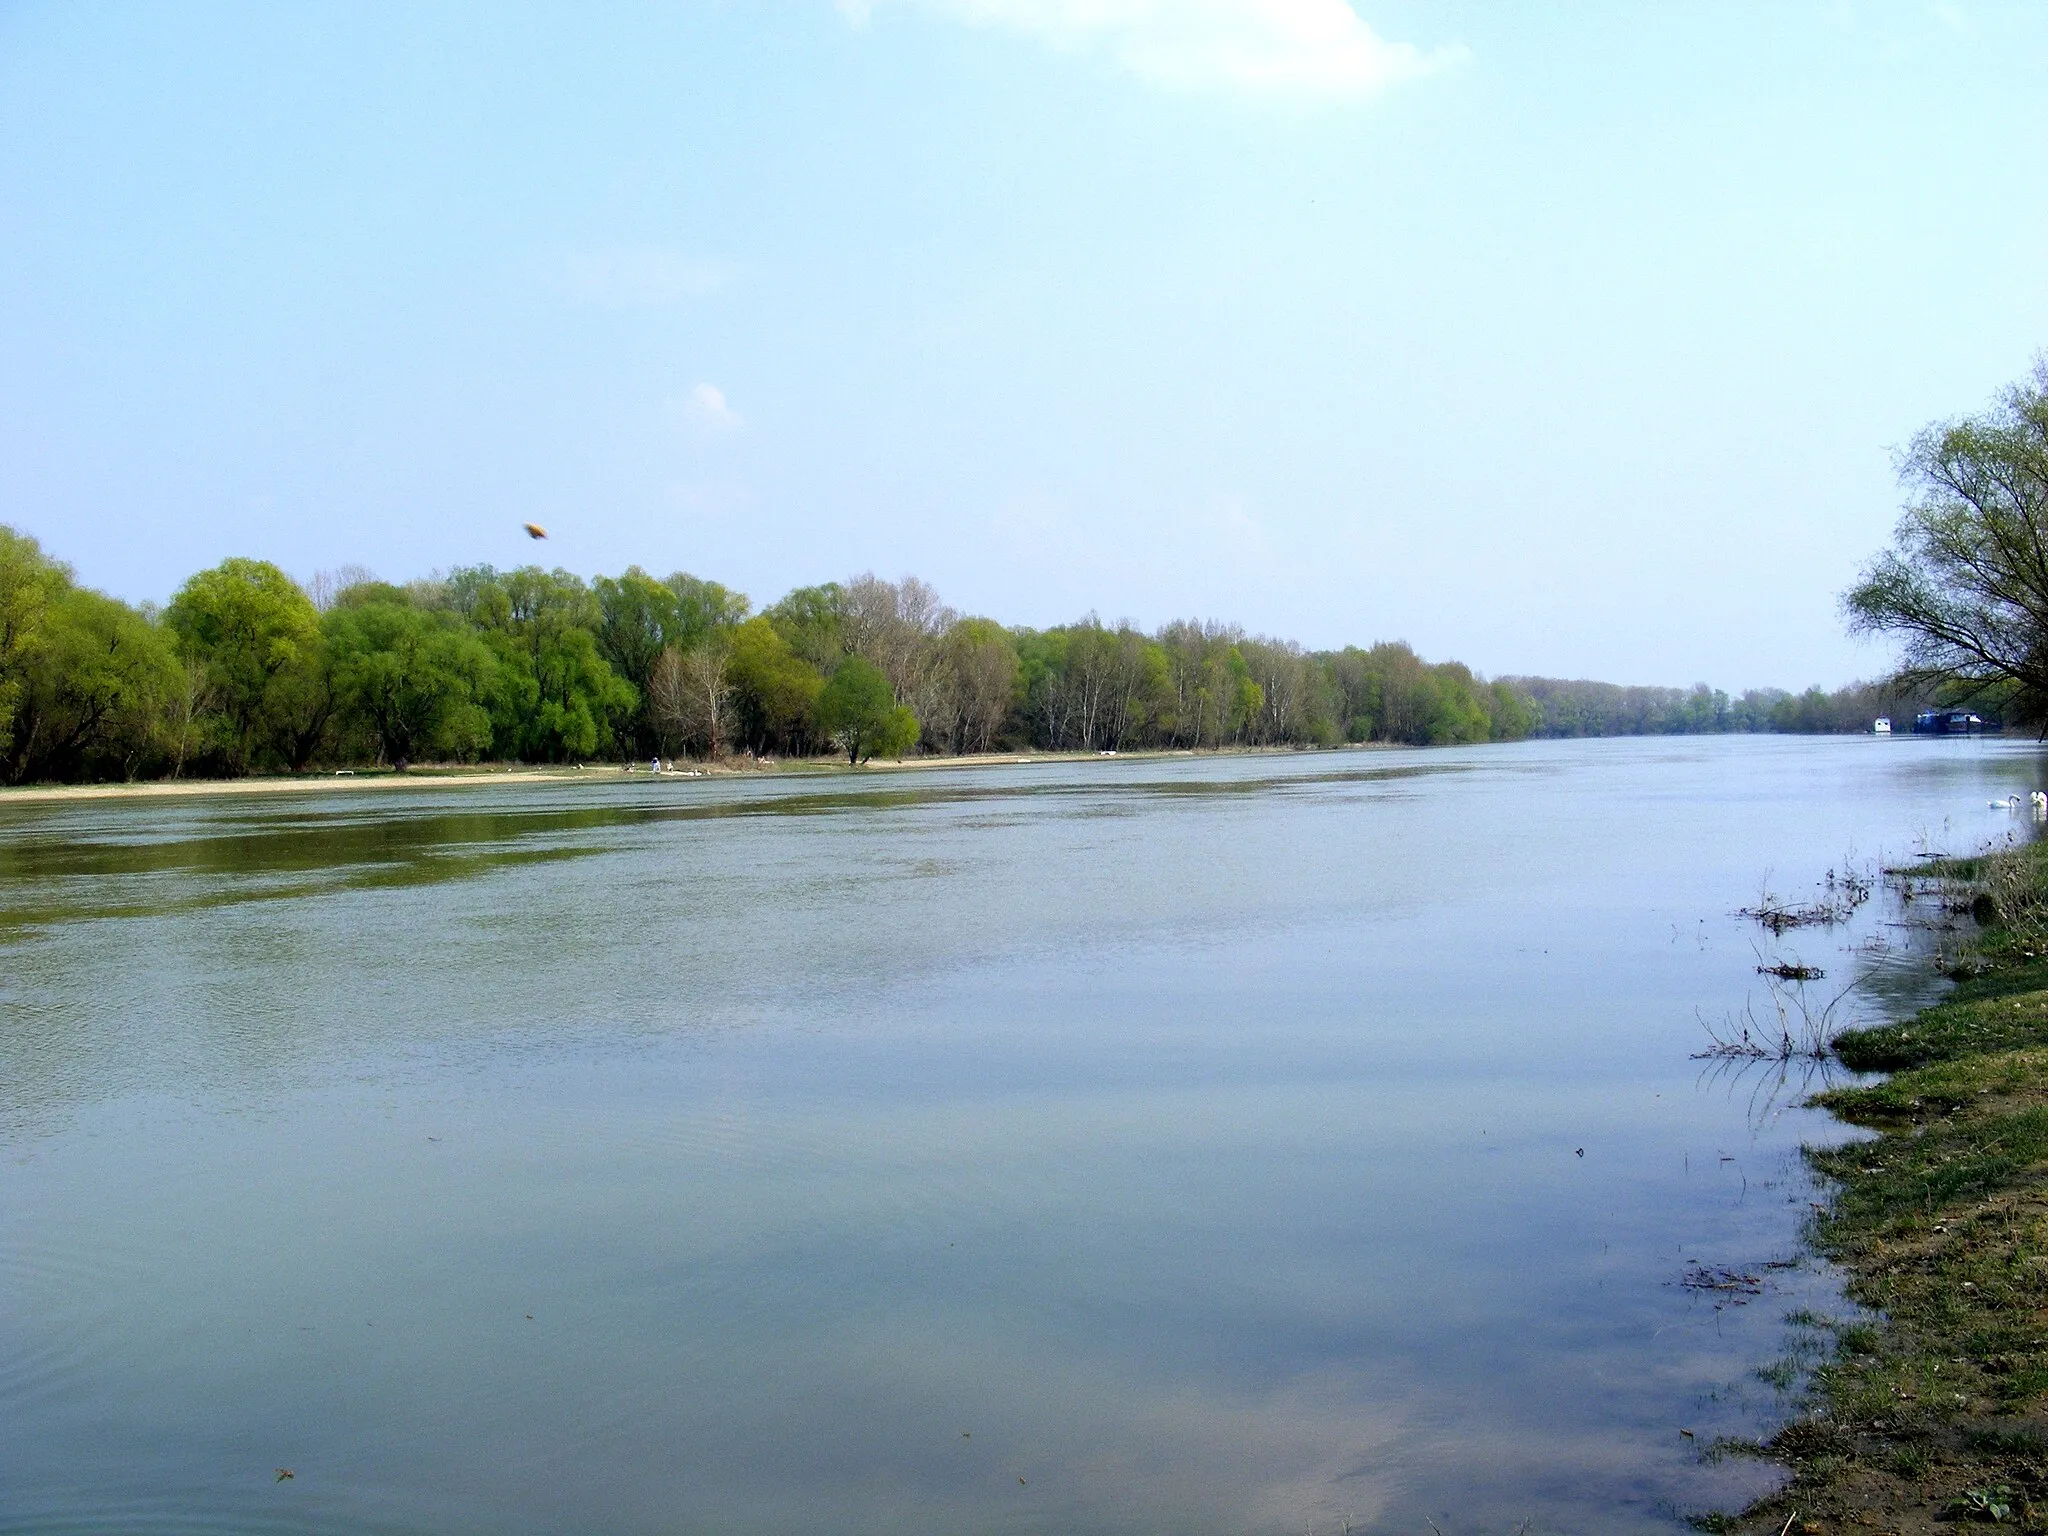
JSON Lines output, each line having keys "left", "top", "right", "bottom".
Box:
{"left": 1501, "top": 677, "right": 1943, "bottom": 738}
{"left": 0, "top": 524, "right": 1917, "bottom": 785}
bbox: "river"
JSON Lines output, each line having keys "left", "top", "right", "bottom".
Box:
{"left": 4, "top": 735, "right": 2043, "bottom": 1534}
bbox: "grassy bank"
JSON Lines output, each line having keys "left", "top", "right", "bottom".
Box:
{"left": 1724, "top": 840, "right": 2048, "bottom": 1533}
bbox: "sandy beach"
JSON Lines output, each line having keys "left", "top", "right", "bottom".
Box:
{"left": 0, "top": 746, "right": 1299, "bottom": 808}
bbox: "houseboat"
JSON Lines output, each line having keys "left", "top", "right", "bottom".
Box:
{"left": 1912, "top": 710, "right": 1986, "bottom": 735}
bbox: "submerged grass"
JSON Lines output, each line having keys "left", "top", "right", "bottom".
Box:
{"left": 1720, "top": 837, "right": 2048, "bottom": 1533}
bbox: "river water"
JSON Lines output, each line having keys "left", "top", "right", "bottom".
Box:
{"left": 4, "top": 735, "right": 2044, "bottom": 1535}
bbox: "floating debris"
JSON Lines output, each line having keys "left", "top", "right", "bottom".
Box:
{"left": 1681, "top": 1263, "right": 1764, "bottom": 1295}
{"left": 1757, "top": 961, "right": 1825, "bottom": 981}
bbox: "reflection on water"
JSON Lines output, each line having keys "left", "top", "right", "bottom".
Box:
{"left": 3, "top": 737, "right": 2044, "bottom": 1535}
{"left": 0, "top": 761, "right": 1475, "bottom": 936}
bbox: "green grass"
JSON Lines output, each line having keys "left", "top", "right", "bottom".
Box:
{"left": 1756, "top": 1357, "right": 1801, "bottom": 1391}
{"left": 1714, "top": 842, "right": 2048, "bottom": 1532}
{"left": 1832, "top": 961, "right": 2048, "bottom": 1071}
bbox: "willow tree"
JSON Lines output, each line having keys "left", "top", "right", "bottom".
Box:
{"left": 164, "top": 557, "right": 322, "bottom": 773}
{"left": 1845, "top": 362, "right": 2048, "bottom": 730}
{"left": 0, "top": 527, "right": 68, "bottom": 748}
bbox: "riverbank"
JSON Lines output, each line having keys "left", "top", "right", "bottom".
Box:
{"left": 1726, "top": 840, "right": 2048, "bottom": 1533}
{"left": 0, "top": 743, "right": 1358, "bottom": 806}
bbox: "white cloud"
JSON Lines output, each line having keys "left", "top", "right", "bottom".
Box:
{"left": 850, "top": 0, "right": 1457, "bottom": 96}
{"left": 674, "top": 383, "right": 745, "bottom": 434}
{"left": 565, "top": 247, "right": 735, "bottom": 306}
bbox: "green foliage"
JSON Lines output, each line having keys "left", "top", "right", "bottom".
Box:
{"left": 164, "top": 557, "right": 321, "bottom": 774}
{"left": 1485, "top": 680, "right": 1538, "bottom": 740}
{"left": 3, "top": 583, "right": 179, "bottom": 783}
{"left": 1018, "top": 620, "right": 1172, "bottom": 751}
{"left": 1845, "top": 361, "right": 2048, "bottom": 730}
{"left": 446, "top": 565, "right": 636, "bottom": 760}
{"left": 1154, "top": 620, "right": 1262, "bottom": 747}
{"left": 592, "top": 567, "right": 686, "bottom": 707}
{"left": 593, "top": 568, "right": 749, "bottom": 752}
{"left": 816, "top": 656, "right": 914, "bottom": 764}
{"left": 326, "top": 596, "right": 497, "bottom": 765}
{"left": 1, "top": 521, "right": 1939, "bottom": 783}
{"left": 266, "top": 630, "right": 343, "bottom": 773}
{"left": 1322, "top": 642, "right": 1510, "bottom": 746}
{"left": 726, "top": 617, "right": 824, "bottom": 755}
{"left": 1952, "top": 1486, "right": 2017, "bottom": 1524}
{"left": 765, "top": 583, "right": 844, "bottom": 675}
{"left": 1755, "top": 1357, "right": 1800, "bottom": 1391}
{"left": 937, "top": 617, "right": 1019, "bottom": 754}
{"left": 879, "top": 704, "right": 919, "bottom": 758}
{"left": 667, "top": 572, "right": 750, "bottom": 642}
{"left": 1501, "top": 675, "right": 1937, "bottom": 737}
{"left": 1744, "top": 843, "right": 2048, "bottom": 1526}
{"left": 0, "top": 526, "right": 71, "bottom": 747}
{"left": 1831, "top": 956, "right": 2048, "bottom": 1072}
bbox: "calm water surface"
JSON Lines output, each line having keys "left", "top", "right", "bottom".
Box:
{"left": 5, "top": 736, "right": 2045, "bottom": 1535}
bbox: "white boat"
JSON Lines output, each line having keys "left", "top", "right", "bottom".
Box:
{"left": 1873, "top": 717, "right": 1892, "bottom": 735}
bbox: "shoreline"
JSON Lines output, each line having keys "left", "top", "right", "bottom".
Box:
{"left": 0, "top": 743, "right": 1368, "bottom": 807}
{"left": 1725, "top": 844, "right": 2048, "bottom": 1533}
{"left": 0, "top": 734, "right": 1956, "bottom": 809}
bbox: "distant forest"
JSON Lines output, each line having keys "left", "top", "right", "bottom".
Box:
{"left": 0, "top": 524, "right": 1937, "bottom": 784}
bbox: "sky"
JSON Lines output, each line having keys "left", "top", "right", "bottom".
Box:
{"left": 2, "top": 1, "right": 2044, "bottom": 689}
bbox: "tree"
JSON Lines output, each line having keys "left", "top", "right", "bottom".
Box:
{"left": 816, "top": 656, "right": 917, "bottom": 764}
{"left": 1155, "top": 621, "right": 1262, "bottom": 748}
{"left": 3, "top": 584, "right": 178, "bottom": 783}
{"left": 0, "top": 526, "right": 70, "bottom": 749}
{"left": 837, "top": 572, "right": 955, "bottom": 737}
{"left": 593, "top": 568, "right": 686, "bottom": 716}
{"left": 305, "top": 564, "right": 378, "bottom": 612}
{"left": 445, "top": 565, "right": 636, "bottom": 760}
{"left": 1239, "top": 637, "right": 1328, "bottom": 746}
{"left": 1318, "top": 641, "right": 1498, "bottom": 746}
{"left": 1483, "top": 680, "right": 1539, "bottom": 741}
{"left": 326, "top": 595, "right": 497, "bottom": 765}
{"left": 666, "top": 572, "right": 750, "bottom": 641}
{"left": 764, "top": 583, "right": 844, "bottom": 674}
{"left": 647, "top": 643, "right": 734, "bottom": 758}
{"left": 725, "top": 617, "right": 823, "bottom": 754}
{"left": 593, "top": 569, "right": 749, "bottom": 752}
{"left": 158, "top": 657, "right": 216, "bottom": 778}
{"left": 164, "top": 557, "right": 321, "bottom": 773}
{"left": 940, "top": 618, "right": 1020, "bottom": 754}
{"left": 1845, "top": 361, "right": 2048, "bottom": 730}
{"left": 267, "top": 634, "right": 343, "bottom": 771}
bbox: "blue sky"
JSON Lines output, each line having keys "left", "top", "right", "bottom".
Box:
{"left": 2, "top": 1, "right": 2043, "bottom": 687}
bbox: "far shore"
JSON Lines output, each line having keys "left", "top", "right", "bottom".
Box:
{"left": 0, "top": 743, "right": 1380, "bottom": 807}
